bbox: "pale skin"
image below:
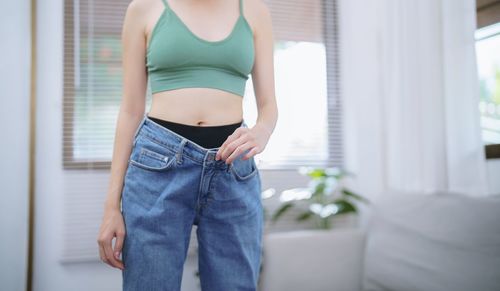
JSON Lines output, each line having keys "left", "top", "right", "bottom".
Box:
{"left": 97, "top": 0, "right": 278, "bottom": 270}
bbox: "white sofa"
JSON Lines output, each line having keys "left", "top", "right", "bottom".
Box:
{"left": 259, "top": 191, "right": 500, "bottom": 291}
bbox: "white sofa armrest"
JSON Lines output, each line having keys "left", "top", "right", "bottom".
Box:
{"left": 259, "top": 228, "right": 366, "bottom": 291}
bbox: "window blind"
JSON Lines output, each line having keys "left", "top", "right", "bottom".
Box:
{"left": 61, "top": 0, "right": 342, "bottom": 262}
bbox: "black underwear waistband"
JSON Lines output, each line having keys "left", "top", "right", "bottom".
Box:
{"left": 146, "top": 116, "right": 243, "bottom": 149}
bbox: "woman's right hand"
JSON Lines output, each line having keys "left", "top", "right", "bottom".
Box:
{"left": 97, "top": 206, "right": 126, "bottom": 270}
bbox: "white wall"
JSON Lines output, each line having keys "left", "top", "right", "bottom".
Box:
{"left": 0, "top": 1, "right": 31, "bottom": 290}
{"left": 33, "top": 0, "right": 123, "bottom": 289}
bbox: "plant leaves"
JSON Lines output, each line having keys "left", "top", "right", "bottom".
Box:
{"left": 308, "top": 168, "right": 327, "bottom": 179}
{"left": 271, "top": 202, "right": 295, "bottom": 223}
{"left": 333, "top": 199, "right": 357, "bottom": 214}
{"left": 342, "top": 188, "right": 370, "bottom": 203}
{"left": 296, "top": 211, "right": 313, "bottom": 221}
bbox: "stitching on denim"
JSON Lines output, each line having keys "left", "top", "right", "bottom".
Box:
{"left": 140, "top": 131, "right": 202, "bottom": 165}
{"left": 129, "top": 159, "right": 173, "bottom": 171}
{"left": 140, "top": 147, "right": 170, "bottom": 161}
{"left": 137, "top": 134, "right": 178, "bottom": 157}
{"left": 177, "top": 139, "right": 187, "bottom": 164}
{"left": 205, "top": 170, "right": 218, "bottom": 206}
{"left": 230, "top": 158, "right": 258, "bottom": 181}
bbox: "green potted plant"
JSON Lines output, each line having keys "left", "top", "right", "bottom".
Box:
{"left": 265, "top": 166, "right": 369, "bottom": 229}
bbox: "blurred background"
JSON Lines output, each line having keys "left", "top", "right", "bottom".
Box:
{"left": 1, "top": 0, "right": 499, "bottom": 290}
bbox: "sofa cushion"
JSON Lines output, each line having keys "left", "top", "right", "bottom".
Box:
{"left": 261, "top": 228, "right": 366, "bottom": 291}
{"left": 362, "top": 190, "right": 500, "bottom": 291}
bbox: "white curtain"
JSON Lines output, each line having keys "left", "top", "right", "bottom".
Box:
{"left": 341, "top": 0, "right": 489, "bottom": 198}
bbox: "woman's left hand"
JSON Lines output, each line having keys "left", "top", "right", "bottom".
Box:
{"left": 215, "top": 123, "right": 272, "bottom": 164}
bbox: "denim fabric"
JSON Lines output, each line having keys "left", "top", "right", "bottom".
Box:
{"left": 121, "top": 114, "right": 263, "bottom": 291}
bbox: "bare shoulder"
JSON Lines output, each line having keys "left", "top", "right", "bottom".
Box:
{"left": 243, "top": 0, "right": 273, "bottom": 36}
{"left": 123, "top": 0, "right": 166, "bottom": 48}
{"left": 123, "top": 0, "right": 158, "bottom": 30}
{"left": 125, "top": 0, "right": 149, "bottom": 17}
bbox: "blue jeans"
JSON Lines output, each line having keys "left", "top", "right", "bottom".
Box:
{"left": 121, "top": 114, "right": 263, "bottom": 291}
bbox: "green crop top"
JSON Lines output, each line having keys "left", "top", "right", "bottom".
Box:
{"left": 146, "top": 0, "right": 255, "bottom": 97}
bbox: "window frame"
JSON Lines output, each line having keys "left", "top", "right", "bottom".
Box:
{"left": 62, "top": 0, "right": 123, "bottom": 170}
{"left": 476, "top": 1, "right": 500, "bottom": 160}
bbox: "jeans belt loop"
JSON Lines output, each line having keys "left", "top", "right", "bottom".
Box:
{"left": 177, "top": 139, "right": 187, "bottom": 164}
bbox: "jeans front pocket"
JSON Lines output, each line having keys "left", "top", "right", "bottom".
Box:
{"left": 128, "top": 134, "right": 178, "bottom": 172}
{"left": 129, "top": 146, "right": 176, "bottom": 171}
{"left": 229, "top": 155, "right": 258, "bottom": 181}
{"left": 122, "top": 135, "right": 178, "bottom": 212}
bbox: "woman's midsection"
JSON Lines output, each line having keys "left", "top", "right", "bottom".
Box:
{"left": 147, "top": 88, "right": 244, "bottom": 126}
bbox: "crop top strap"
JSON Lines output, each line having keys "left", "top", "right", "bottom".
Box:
{"left": 239, "top": 0, "right": 244, "bottom": 16}
{"left": 161, "top": 0, "right": 169, "bottom": 9}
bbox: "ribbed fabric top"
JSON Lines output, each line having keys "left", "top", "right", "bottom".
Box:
{"left": 146, "top": 0, "right": 255, "bottom": 97}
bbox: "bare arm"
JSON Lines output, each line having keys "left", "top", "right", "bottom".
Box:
{"left": 97, "top": 0, "right": 148, "bottom": 270}
{"left": 250, "top": 0, "right": 278, "bottom": 137}
{"left": 216, "top": 0, "right": 278, "bottom": 163}
{"left": 104, "top": 0, "right": 148, "bottom": 210}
